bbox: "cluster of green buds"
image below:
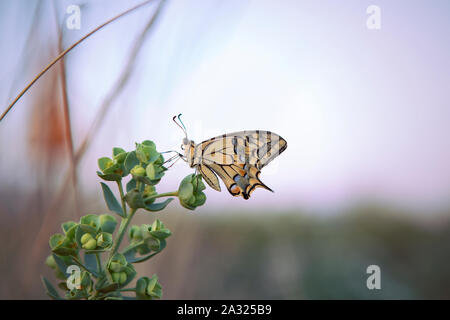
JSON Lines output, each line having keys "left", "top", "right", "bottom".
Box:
{"left": 48, "top": 214, "right": 117, "bottom": 258}
{"left": 42, "top": 140, "right": 206, "bottom": 300}
{"left": 107, "top": 253, "right": 136, "bottom": 286}
{"left": 124, "top": 219, "right": 172, "bottom": 261}
{"left": 136, "top": 275, "right": 162, "bottom": 300}
{"left": 178, "top": 174, "right": 207, "bottom": 210}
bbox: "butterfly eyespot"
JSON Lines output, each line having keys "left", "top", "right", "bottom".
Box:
{"left": 181, "top": 144, "right": 185, "bottom": 150}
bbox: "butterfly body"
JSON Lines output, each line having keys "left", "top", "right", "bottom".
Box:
{"left": 181, "top": 130, "right": 287, "bottom": 200}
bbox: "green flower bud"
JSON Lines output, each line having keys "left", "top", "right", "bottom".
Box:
{"left": 149, "top": 219, "right": 172, "bottom": 240}
{"left": 113, "top": 151, "right": 127, "bottom": 164}
{"left": 136, "top": 277, "right": 149, "bottom": 299}
{"left": 146, "top": 274, "right": 162, "bottom": 299}
{"left": 109, "top": 261, "right": 125, "bottom": 273}
{"left": 136, "top": 141, "right": 159, "bottom": 164}
{"left": 135, "top": 275, "right": 162, "bottom": 300}
{"left": 108, "top": 253, "right": 127, "bottom": 273}
{"left": 145, "top": 237, "right": 161, "bottom": 251}
{"left": 82, "top": 238, "right": 97, "bottom": 250}
{"left": 97, "top": 151, "right": 127, "bottom": 181}
{"left": 119, "top": 272, "right": 127, "bottom": 284}
{"left": 143, "top": 185, "right": 156, "bottom": 198}
{"left": 111, "top": 272, "right": 121, "bottom": 283}
{"left": 111, "top": 272, "right": 127, "bottom": 284}
{"left": 96, "top": 232, "right": 113, "bottom": 248}
{"left": 124, "top": 189, "right": 145, "bottom": 209}
{"left": 129, "top": 225, "right": 143, "bottom": 242}
{"left": 178, "top": 174, "right": 207, "bottom": 210}
{"left": 45, "top": 255, "right": 57, "bottom": 269}
{"left": 145, "top": 162, "right": 166, "bottom": 183}
{"left": 80, "top": 233, "right": 93, "bottom": 245}
{"left": 131, "top": 165, "right": 146, "bottom": 177}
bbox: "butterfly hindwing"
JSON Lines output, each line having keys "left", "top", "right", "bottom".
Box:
{"left": 205, "top": 162, "right": 272, "bottom": 199}
{"left": 198, "top": 164, "right": 221, "bottom": 191}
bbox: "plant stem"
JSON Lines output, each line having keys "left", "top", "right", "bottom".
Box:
{"left": 117, "top": 180, "right": 128, "bottom": 217}
{"left": 119, "top": 288, "right": 136, "bottom": 292}
{"left": 148, "top": 191, "right": 178, "bottom": 200}
{"left": 110, "top": 208, "right": 137, "bottom": 258}
{"left": 136, "top": 181, "right": 141, "bottom": 192}
{"left": 0, "top": 0, "right": 156, "bottom": 122}
{"left": 95, "top": 253, "right": 102, "bottom": 273}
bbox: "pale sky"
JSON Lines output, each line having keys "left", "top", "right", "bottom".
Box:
{"left": 1, "top": 0, "right": 450, "bottom": 213}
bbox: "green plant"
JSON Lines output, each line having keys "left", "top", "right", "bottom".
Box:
{"left": 42, "top": 140, "right": 206, "bottom": 300}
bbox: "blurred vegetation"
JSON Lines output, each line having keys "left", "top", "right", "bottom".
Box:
{"left": 2, "top": 193, "right": 450, "bottom": 299}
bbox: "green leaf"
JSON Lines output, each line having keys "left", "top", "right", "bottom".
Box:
{"left": 113, "top": 147, "right": 126, "bottom": 156}
{"left": 80, "top": 214, "right": 101, "bottom": 230}
{"left": 100, "top": 182, "right": 125, "bottom": 217}
{"left": 41, "top": 276, "right": 62, "bottom": 300}
{"left": 52, "top": 254, "right": 73, "bottom": 278}
{"left": 142, "top": 140, "right": 156, "bottom": 148}
{"left": 97, "top": 171, "right": 122, "bottom": 182}
{"left": 95, "top": 276, "right": 119, "bottom": 293}
{"left": 126, "top": 179, "right": 136, "bottom": 192}
{"left": 105, "top": 296, "right": 124, "bottom": 300}
{"left": 144, "top": 198, "right": 173, "bottom": 212}
{"left": 124, "top": 151, "right": 139, "bottom": 172}
{"left": 84, "top": 248, "right": 111, "bottom": 254}
{"left": 64, "top": 224, "right": 78, "bottom": 240}
{"left": 98, "top": 157, "right": 112, "bottom": 171}
{"left": 61, "top": 221, "right": 77, "bottom": 234}
{"left": 49, "top": 234, "right": 78, "bottom": 256}
{"left": 126, "top": 251, "right": 160, "bottom": 264}
{"left": 99, "top": 214, "right": 118, "bottom": 234}
{"left": 49, "top": 234, "right": 65, "bottom": 249}
{"left": 84, "top": 253, "right": 98, "bottom": 274}
{"left": 150, "top": 229, "right": 172, "bottom": 240}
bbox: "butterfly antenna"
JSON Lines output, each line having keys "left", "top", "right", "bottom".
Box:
{"left": 172, "top": 114, "right": 187, "bottom": 138}
{"left": 178, "top": 113, "right": 187, "bottom": 131}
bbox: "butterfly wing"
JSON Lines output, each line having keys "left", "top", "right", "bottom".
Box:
{"left": 197, "top": 164, "right": 221, "bottom": 191}
{"left": 196, "top": 130, "right": 287, "bottom": 199}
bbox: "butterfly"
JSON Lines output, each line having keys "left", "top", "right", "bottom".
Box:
{"left": 170, "top": 114, "right": 287, "bottom": 199}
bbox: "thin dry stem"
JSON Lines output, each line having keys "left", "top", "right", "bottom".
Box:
{"left": 0, "top": 0, "right": 155, "bottom": 122}
{"left": 28, "top": 0, "right": 168, "bottom": 269}
{"left": 53, "top": 1, "right": 81, "bottom": 217}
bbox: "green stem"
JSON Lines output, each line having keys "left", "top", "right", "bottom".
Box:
{"left": 122, "top": 240, "right": 145, "bottom": 255}
{"left": 147, "top": 191, "right": 178, "bottom": 201}
{"left": 110, "top": 208, "right": 137, "bottom": 258}
{"left": 117, "top": 180, "right": 128, "bottom": 217}
{"left": 119, "top": 288, "right": 136, "bottom": 292}
{"left": 95, "top": 253, "right": 102, "bottom": 273}
{"left": 136, "top": 180, "right": 141, "bottom": 192}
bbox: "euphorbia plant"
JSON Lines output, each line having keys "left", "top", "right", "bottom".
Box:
{"left": 42, "top": 140, "right": 206, "bottom": 300}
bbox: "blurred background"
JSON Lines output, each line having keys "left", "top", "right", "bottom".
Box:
{"left": 1, "top": 0, "right": 450, "bottom": 299}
